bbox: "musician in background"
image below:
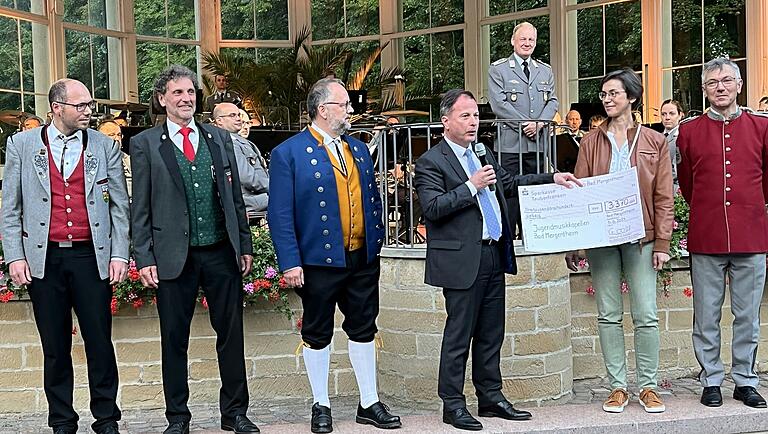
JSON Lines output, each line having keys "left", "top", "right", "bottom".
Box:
{"left": 97, "top": 120, "right": 132, "bottom": 197}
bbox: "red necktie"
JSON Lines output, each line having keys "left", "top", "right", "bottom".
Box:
{"left": 180, "top": 126, "right": 195, "bottom": 162}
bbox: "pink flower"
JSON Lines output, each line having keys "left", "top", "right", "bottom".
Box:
{"left": 110, "top": 297, "right": 118, "bottom": 315}
{"left": 296, "top": 317, "right": 303, "bottom": 330}
{"left": 264, "top": 266, "right": 277, "bottom": 279}
{"left": 201, "top": 297, "right": 209, "bottom": 310}
{"left": 660, "top": 378, "right": 672, "bottom": 389}
{"left": 585, "top": 285, "right": 595, "bottom": 296}
{"left": 578, "top": 258, "right": 589, "bottom": 270}
{"left": 0, "top": 290, "right": 15, "bottom": 303}
{"left": 683, "top": 287, "right": 693, "bottom": 298}
{"left": 243, "top": 283, "right": 255, "bottom": 294}
{"left": 679, "top": 238, "right": 687, "bottom": 250}
{"left": 621, "top": 280, "right": 630, "bottom": 294}
{"left": 132, "top": 298, "right": 144, "bottom": 309}
{"left": 72, "top": 326, "right": 77, "bottom": 336}
{"left": 673, "top": 220, "right": 679, "bottom": 230}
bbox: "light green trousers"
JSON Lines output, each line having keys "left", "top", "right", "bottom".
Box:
{"left": 586, "top": 242, "right": 659, "bottom": 390}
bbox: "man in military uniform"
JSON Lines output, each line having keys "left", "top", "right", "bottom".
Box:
{"left": 268, "top": 78, "right": 401, "bottom": 433}
{"left": 488, "top": 21, "right": 558, "bottom": 237}
{"left": 677, "top": 57, "right": 768, "bottom": 410}
{"left": 203, "top": 74, "right": 241, "bottom": 113}
{"left": 213, "top": 102, "right": 269, "bottom": 213}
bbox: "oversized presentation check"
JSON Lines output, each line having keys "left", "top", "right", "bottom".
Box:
{"left": 518, "top": 168, "right": 645, "bottom": 253}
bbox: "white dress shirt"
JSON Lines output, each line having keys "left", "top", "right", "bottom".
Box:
{"left": 310, "top": 123, "right": 346, "bottom": 170}
{"left": 47, "top": 123, "right": 83, "bottom": 180}
{"left": 445, "top": 138, "right": 503, "bottom": 240}
{"left": 166, "top": 119, "right": 199, "bottom": 154}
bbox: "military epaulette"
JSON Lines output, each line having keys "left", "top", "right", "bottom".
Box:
{"left": 535, "top": 59, "right": 552, "bottom": 69}
{"left": 492, "top": 57, "right": 507, "bottom": 66}
{"left": 679, "top": 115, "right": 699, "bottom": 125}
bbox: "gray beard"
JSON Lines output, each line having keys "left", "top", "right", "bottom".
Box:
{"left": 331, "top": 119, "right": 351, "bottom": 136}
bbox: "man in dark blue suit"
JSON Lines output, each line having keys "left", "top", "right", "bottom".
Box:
{"left": 414, "top": 89, "right": 579, "bottom": 431}
{"left": 268, "top": 78, "right": 401, "bottom": 433}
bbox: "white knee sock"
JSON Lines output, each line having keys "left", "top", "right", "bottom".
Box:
{"left": 303, "top": 345, "right": 331, "bottom": 407}
{"left": 349, "top": 340, "right": 379, "bottom": 408}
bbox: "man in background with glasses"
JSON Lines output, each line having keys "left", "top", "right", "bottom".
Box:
{"left": 268, "top": 78, "right": 401, "bottom": 433}
{"left": 213, "top": 102, "right": 269, "bottom": 214}
{"left": 1, "top": 79, "right": 130, "bottom": 434}
{"left": 677, "top": 57, "right": 768, "bottom": 410}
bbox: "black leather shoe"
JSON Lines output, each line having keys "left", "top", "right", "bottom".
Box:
{"left": 442, "top": 407, "right": 483, "bottom": 431}
{"left": 701, "top": 386, "right": 723, "bottom": 407}
{"left": 163, "top": 421, "right": 190, "bottom": 434}
{"left": 734, "top": 386, "right": 767, "bottom": 408}
{"left": 311, "top": 403, "right": 333, "bottom": 433}
{"left": 478, "top": 399, "right": 532, "bottom": 421}
{"left": 356, "top": 401, "right": 402, "bottom": 429}
{"left": 96, "top": 424, "right": 120, "bottom": 434}
{"left": 222, "top": 414, "right": 260, "bottom": 433}
{"left": 53, "top": 428, "right": 77, "bottom": 434}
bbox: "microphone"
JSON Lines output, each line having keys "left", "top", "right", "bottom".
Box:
{"left": 474, "top": 142, "right": 495, "bottom": 191}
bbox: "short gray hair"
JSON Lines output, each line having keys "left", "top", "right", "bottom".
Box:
{"left": 307, "top": 78, "right": 345, "bottom": 120}
{"left": 702, "top": 57, "right": 741, "bottom": 83}
{"left": 154, "top": 64, "right": 199, "bottom": 96}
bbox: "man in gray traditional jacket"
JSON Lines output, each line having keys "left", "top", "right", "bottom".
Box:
{"left": 213, "top": 102, "right": 269, "bottom": 213}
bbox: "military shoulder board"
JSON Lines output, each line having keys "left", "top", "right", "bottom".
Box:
{"left": 492, "top": 57, "right": 507, "bottom": 66}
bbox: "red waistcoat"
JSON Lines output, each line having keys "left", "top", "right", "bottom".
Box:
{"left": 47, "top": 141, "right": 92, "bottom": 242}
{"left": 677, "top": 112, "right": 768, "bottom": 254}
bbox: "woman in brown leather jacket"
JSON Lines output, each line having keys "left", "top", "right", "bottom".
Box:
{"left": 565, "top": 69, "right": 674, "bottom": 415}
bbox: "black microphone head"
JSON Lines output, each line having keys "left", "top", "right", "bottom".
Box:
{"left": 474, "top": 142, "right": 486, "bottom": 157}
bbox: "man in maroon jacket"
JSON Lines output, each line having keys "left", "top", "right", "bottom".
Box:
{"left": 677, "top": 57, "right": 768, "bottom": 410}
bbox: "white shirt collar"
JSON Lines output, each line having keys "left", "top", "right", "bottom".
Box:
{"left": 166, "top": 119, "right": 198, "bottom": 138}
{"left": 47, "top": 122, "right": 83, "bottom": 144}
{"left": 445, "top": 136, "right": 472, "bottom": 160}
{"left": 310, "top": 122, "right": 340, "bottom": 145}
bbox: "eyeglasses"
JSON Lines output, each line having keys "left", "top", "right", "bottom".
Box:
{"left": 54, "top": 100, "right": 96, "bottom": 112}
{"left": 217, "top": 112, "right": 241, "bottom": 119}
{"left": 703, "top": 76, "right": 739, "bottom": 89}
{"left": 598, "top": 90, "right": 626, "bottom": 101}
{"left": 324, "top": 101, "right": 352, "bottom": 109}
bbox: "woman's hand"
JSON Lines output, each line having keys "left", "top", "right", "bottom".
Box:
{"left": 653, "top": 252, "right": 670, "bottom": 271}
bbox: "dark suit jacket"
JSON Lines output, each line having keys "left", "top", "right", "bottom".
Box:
{"left": 130, "top": 122, "right": 252, "bottom": 280}
{"left": 414, "top": 139, "right": 553, "bottom": 289}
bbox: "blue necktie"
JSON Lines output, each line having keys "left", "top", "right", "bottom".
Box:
{"left": 465, "top": 148, "right": 502, "bottom": 240}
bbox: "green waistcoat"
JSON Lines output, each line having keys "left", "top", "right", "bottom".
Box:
{"left": 174, "top": 137, "right": 227, "bottom": 246}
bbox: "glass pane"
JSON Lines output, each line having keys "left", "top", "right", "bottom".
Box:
{"left": 576, "top": 6, "right": 603, "bottom": 78}
{"left": 431, "top": 30, "right": 464, "bottom": 93}
{"left": 431, "top": 0, "right": 463, "bottom": 28}
{"left": 671, "top": 0, "right": 701, "bottom": 66}
{"left": 168, "top": 43, "right": 197, "bottom": 72}
{"left": 0, "top": 16, "right": 21, "bottom": 91}
{"left": 168, "top": 0, "right": 196, "bottom": 40}
{"left": 402, "top": 0, "right": 428, "bottom": 31}
{"left": 65, "top": 30, "right": 120, "bottom": 100}
{"left": 489, "top": 0, "right": 547, "bottom": 16}
{"left": 221, "top": 0, "right": 288, "bottom": 40}
{"left": 312, "top": 0, "right": 344, "bottom": 40}
{"left": 63, "top": 0, "right": 120, "bottom": 30}
{"left": 0, "top": 92, "right": 22, "bottom": 113}
{"left": 577, "top": 78, "right": 601, "bottom": 103}
{"left": 703, "top": 0, "right": 746, "bottom": 60}
{"left": 337, "top": 40, "right": 380, "bottom": 86}
{"left": 605, "top": 0, "right": 641, "bottom": 72}
{"left": 403, "top": 34, "right": 430, "bottom": 93}
{"left": 136, "top": 41, "right": 167, "bottom": 103}
{"left": 671, "top": 65, "right": 703, "bottom": 114}
{"left": 346, "top": 0, "right": 379, "bottom": 37}
{"left": 135, "top": 0, "right": 167, "bottom": 37}
{"left": 0, "top": 0, "right": 34, "bottom": 14}
{"left": 64, "top": 29, "right": 93, "bottom": 92}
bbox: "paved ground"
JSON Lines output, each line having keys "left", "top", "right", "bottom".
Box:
{"left": 2, "top": 375, "right": 768, "bottom": 433}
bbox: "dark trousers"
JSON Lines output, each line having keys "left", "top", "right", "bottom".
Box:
{"left": 438, "top": 244, "right": 506, "bottom": 411}
{"left": 499, "top": 152, "right": 545, "bottom": 237}
{"left": 298, "top": 249, "right": 380, "bottom": 349}
{"left": 156, "top": 241, "right": 248, "bottom": 423}
{"left": 28, "top": 243, "right": 120, "bottom": 432}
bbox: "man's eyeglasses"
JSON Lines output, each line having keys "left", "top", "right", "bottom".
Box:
{"left": 54, "top": 100, "right": 96, "bottom": 112}
{"left": 598, "top": 90, "right": 626, "bottom": 101}
{"left": 217, "top": 112, "right": 241, "bottom": 119}
{"left": 324, "top": 101, "right": 353, "bottom": 109}
{"left": 703, "top": 76, "right": 739, "bottom": 90}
